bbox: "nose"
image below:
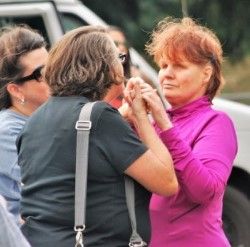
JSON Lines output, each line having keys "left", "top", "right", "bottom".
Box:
{"left": 162, "top": 65, "right": 174, "bottom": 78}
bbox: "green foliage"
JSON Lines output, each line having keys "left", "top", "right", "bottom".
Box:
{"left": 82, "top": 0, "right": 250, "bottom": 62}
{"left": 189, "top": 0, "right": 250, "bottom": 62}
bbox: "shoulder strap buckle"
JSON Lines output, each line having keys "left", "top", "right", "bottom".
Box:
{"left": 75, "top": 120, "right": 92, "bottom": 130}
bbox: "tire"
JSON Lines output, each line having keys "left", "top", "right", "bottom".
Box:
{"left": 222, "top": 186, "right": 250, "bottom": 247}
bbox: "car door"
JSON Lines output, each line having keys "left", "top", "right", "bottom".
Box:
{"left": 0, "top": 1, "right": 64, "bottom": 47}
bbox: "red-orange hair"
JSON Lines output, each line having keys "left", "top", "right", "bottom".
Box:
{"left": 146, "top": 17, "right": 224, "bottom": 100}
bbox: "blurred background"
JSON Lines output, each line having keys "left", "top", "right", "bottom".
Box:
{"left": 83, "top": 0, "right": 250, "bottom": 105}
{"left": 0, "top": 1, "right": 249, "bottom": 246}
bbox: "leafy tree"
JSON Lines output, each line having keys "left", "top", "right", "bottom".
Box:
{"left": 82, "top": 0, "right": 250, "bottom": 62}
{"left": 189, "top": 0, "right": 250, "bottom": 62}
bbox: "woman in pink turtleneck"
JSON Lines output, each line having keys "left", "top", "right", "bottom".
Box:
{"left": 125, "top": 17, "right": 237, "bottom": 247}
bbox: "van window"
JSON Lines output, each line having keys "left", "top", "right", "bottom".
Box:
{"left": 0, "top": 15, "right": 50, "bottom": 47}
{"left": 60, "top": 13, "right": 88, "bottom": 32}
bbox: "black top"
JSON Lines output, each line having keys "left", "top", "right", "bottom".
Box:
{"left": 17, "top": 96, "right": 151, "bottom": 247}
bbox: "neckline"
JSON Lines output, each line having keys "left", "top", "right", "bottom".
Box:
{"left": 167, "top": 96, "right": 211, "bottom": 119}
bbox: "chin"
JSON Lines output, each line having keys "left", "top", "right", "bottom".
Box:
{"left": 165, "top": 95, "right": 176, "bottom": 107}
{"left": 164, "top": 92, "right": 173, "bottom": 100}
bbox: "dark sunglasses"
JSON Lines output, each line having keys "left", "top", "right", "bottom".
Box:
{"left": 118, "top": 53, "right": 127, "bottom": 64}
{"left": 15, "top": 65, "right": 44, "bottom": 84}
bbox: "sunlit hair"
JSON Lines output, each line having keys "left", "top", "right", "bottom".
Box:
{"left": 0, "top": 25, "right": 46, "bottom": 110}
{"left": 45, "top": 26, "right": 124, "bottom": 101}
{"left": 146, "top": 17, "right": 224, "bottom": 100}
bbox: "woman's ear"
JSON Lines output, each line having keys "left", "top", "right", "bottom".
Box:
{"left": 6, "top": 83, "right": 24, "bottom": 102}
{"left": 202, "top": 64, "right": 213, "bottom": 85}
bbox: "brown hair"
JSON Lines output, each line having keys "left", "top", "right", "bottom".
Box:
{"left": 45, "top": 26, "right": 124, "bottom": 101}
{"left": 146, "top": 17, "right": 224, "bottom": 100}
{"left": 0, "top": 25, "right": 46, "bottom": 110}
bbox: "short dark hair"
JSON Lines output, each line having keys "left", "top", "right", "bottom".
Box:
{"left": 0, "top": 25, "right": 46, "bottom": 109}
{"left": 45, "top": 26, "right": 124, "bottom": 101}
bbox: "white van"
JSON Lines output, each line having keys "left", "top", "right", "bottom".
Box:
{"left": 0, "top": 0, "right": 249, "bottom": 246}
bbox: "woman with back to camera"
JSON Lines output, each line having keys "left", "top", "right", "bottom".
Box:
{"left": 17, "top": 26, "right": 178, "bottom": 247}
{"left": 124, "top": 17, "right": 237, "bottom": 246}
{"left": 0, "top": 26, "right": 50, "bottom": 224}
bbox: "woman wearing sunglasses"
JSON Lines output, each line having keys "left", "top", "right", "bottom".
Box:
{"left": 0, "top": 25, "right": 50, "bottom": 224}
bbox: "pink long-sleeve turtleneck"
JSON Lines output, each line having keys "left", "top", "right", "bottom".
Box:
{"left": 150, "top": 96, "right": 237, "bottom": 247}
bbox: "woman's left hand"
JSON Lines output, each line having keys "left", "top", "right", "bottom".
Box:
{"left": 124, "top": 77, "right": 148, "bottom": 117}
{"left": 139, "top": 82, "right": 173, "bottom": 131}
{"left": 118, "top": 100, "right": 137, "bottom": 126}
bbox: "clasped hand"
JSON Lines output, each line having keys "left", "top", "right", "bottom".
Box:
{"left": 120, "top": 77, "right": 172, "bottom": 131}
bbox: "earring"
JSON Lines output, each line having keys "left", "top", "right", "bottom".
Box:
{"left": 20, "top": 98, "right": 25, "bottom": 105}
